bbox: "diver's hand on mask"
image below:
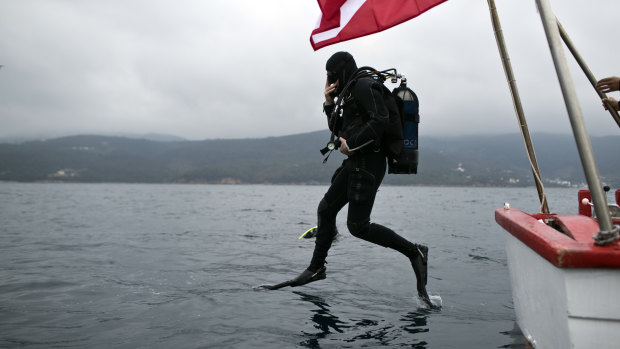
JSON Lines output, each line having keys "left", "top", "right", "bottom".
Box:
{"left": 324, "top": 78, "right": 338, "bottom": 105}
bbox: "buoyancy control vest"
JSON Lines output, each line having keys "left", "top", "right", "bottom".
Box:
{"left": 321, "top": 67, "right": 420, "bottom": 175}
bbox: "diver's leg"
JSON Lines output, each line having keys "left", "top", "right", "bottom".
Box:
{"left": 308, "top": 164, "right": 349, "bottom": 267}
{"left": 347, "top": 211, "right": 430, "bottom": 303}
{"left": 345, "top": 158, "right": 430, "bottom": 304}
{"left": 349, "top": 221, "right": 430, "bottom": 302}
{"left": 285, "top": 164, "right": 349, "bottom": 288}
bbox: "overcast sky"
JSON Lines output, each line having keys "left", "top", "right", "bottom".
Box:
{"left": 1, "top": 0, "right": 619, "bottom": 140}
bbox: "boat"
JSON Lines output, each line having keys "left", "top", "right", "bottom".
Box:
{"left": 495, "top": 190, "right": 620, "bottom": 348}
{"left": 489, "top": 0, "right": 620, "bottom": 347}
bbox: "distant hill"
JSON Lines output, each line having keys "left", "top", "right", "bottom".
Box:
{"left": 0, "top": 131, "right": 618, "bottom": 187}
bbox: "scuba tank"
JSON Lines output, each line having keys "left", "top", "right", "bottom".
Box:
{"left": 389, "top": 79, "right": 419, "bottom": 174}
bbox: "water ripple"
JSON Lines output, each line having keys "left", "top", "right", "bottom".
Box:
{"left": 0, "top": 183, "right": 572, "bottom": 348}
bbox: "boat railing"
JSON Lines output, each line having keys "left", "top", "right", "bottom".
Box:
{"left": 579, "top": 188, "right": 620, "bottom": 222}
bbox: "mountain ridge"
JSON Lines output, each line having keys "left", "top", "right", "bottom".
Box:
{"left": 0, "top": 130, "right": 618, "bottom": 187}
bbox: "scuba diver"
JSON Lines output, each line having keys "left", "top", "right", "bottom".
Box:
{"left": 262, "top": 52, "right": 431, "bottom": 306}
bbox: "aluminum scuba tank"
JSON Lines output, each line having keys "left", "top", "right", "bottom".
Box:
{"left": 389, "top": 80, "right": 419, "bottom": 174}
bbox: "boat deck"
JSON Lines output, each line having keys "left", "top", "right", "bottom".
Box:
{"left": 495, "top": 208, "right": 620, "bottom": 268}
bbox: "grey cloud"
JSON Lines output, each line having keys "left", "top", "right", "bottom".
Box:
{"left": 0, "top": 0, "right": 618, "bottom": 140}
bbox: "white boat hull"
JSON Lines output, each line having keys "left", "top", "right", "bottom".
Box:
{"left": 504, "top": 232, "right": 620, "bottom": 348}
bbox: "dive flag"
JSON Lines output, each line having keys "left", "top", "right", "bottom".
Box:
{"left": 310, "top": 0, "right": 448, "bottom": 51}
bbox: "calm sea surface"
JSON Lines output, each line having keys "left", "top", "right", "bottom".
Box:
{"left": 0, "top": 183, "right": 579, "bottom": 348}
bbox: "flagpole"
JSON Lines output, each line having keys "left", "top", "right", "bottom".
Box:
{"left": 556, "top": 20, "right": 620, "bottom": 128}
{"left": 536, "top": 0, "right": 618, "bottom": 245}
{"left": 486, "top": 0, "right": 549, "bottom": 213}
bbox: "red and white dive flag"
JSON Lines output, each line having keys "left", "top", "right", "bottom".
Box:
{"left": 310, "top": 0, "right": 448, "bottom": 51}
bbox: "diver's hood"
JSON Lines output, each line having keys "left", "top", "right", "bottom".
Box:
{"left": 326, "top": 52, "right": 357, "bottom": 96}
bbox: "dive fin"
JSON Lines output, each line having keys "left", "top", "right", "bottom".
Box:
{"left": 256, "top": 280, "right": 295, "bottom": 290}
{"left": 409, "top": 244, "right": 432, "bottom": 307}
{"left": 418, "top": 288, "right": 433, "bottom": 307}
{"left": 298, "top": 226, "right": 318, "bottom": 239}
{"left": 257, "top": 266, "right": 326, "bottom": 290}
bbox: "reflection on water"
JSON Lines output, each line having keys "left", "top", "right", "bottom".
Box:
{"left": 401, "top": 310, "right": 430, "bottom": 335}
{"left": 296, "top": 291, "right": 347, "bottom": 348}
{"left": 295, "top": 291, "right": 433, "bottom": 348}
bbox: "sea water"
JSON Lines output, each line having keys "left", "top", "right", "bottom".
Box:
{"left": 0, "top": 183, "right": 578, "bottom": 348}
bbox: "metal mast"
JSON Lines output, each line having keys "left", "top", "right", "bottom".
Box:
{"left": 536, "top": 0, "right": 618, "bottom": 245}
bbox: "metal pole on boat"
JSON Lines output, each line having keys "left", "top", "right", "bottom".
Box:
{"left": 535, "top": 0, "right": 619, "bottom": 245}
{"left": 487, "top": 0, "right": 549, "bottom": 214}
{"left": 556, "top": 20, "right": 620, "bottom": 128}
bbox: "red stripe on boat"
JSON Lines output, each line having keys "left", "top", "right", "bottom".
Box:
{"left": 495, "top": 208, "right": 620, "bottom": 268}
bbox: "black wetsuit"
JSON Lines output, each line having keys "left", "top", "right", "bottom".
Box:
{"left": 259, "top": 53, "right": 429, "bottom": 304}
{"left": 309, "top": 77, "right": 418, "bottom": 272}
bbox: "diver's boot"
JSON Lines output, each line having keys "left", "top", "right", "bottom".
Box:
{"left": 408, "top": 244, "right": 431, "bottom": 306}
{"left": 290, "top": 266, "right": 326, "bottom": 287}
